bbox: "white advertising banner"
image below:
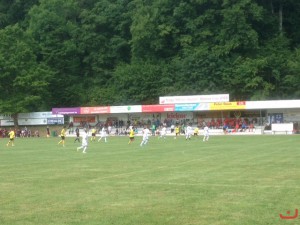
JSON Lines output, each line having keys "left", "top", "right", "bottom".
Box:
{"left": 271, "top": 123, "right": 293, "bottom": 132}
{"left": 47, "top": 118, "right": 64, "bottom": 125}
{"left": 18, "top": 118, "right": 48, "bottom": 125}
{"left": 246, "top": 100, "right": 300, "bottom": 109}
{"left": 0, "top": 114, "right": 12, "bottom": 120}
{"left": 110, "top": 105, "right": 142, "bottom": 113}
{"left": 18, "top": 112, "right": 62, "bottom": 119}
{"left": 0, "top": 119, "right": 14, "bottom": 126}
{"left": 159, "top": 94, "right": 229, "bottom": 104}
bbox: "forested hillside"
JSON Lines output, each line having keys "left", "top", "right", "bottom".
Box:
{"left": 0, "top": 0, "right": 299, "bottom": 114}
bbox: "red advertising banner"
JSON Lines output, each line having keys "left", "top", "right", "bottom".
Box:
{"left": 73, "top": 116, "right": 96, "bottom": 123}
{"left": 80, "top": 107, "right": 110, "bottom": 114}
{"left": 142, "top": 104, "right": 175, "bottom": 112}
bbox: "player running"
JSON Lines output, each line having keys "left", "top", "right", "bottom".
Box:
{"left": 77, "top": 129, "right": 88, "bottom": 153}
{"left": 6, "top": 128, "right": 15, "bottom": 147}
{"left": 159, "top": 125, "right": 167, "bottom": 139}
{"left": 58, "top": 126, "right": 66, "bottom": 147}
{"left": 98, "top": 126, "right": 107, "bottom": 143}
{"left": 174, "top": 125, "right": 180, "bottom": 139}
{"left": 128, "top": 126, "right": 135, "bottom": 144}
{"left": 194, "top": 127, "right": 199, "bottom": 136}
{"left": 203, "top": 125, "right": 209, "bottom": 142}
{"left": 140, "top": 126, "right": 150, "bottom": 147}
{"left": 91, "top": 127, "right": 97, "bottom": 141}
{"left": 185, "top": 124, "right": 193, "bottom": 140}
{"left": 74, "top": 127, "right": 80, "bottom": 143}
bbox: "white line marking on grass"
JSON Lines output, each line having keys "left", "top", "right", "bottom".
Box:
{"left": 115, "top": 181, "right": 300, "bottom": 189}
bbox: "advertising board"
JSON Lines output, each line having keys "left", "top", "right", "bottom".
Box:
{"left": 159, "top": 94, "right": 229, "bottom": 104}
{"left": 209, "top": 102, "right": 246, "bottom": 110}
{"left": 142, "top": 104, "right": 174, "bottom": 112}
{"left": 110, "top": 105, "right": 142, "bottom": 113}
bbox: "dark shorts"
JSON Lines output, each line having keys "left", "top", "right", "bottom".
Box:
{"left": 92, "top": 133, "right": 96, "bottom": 137}
{"left": 10, "top": 138, "right": 14, "bottom": 141}
{"left": 61, "top": 136, "right": 65, "bottom": 140}
{"left": 130, "top": 137, "right": 134, "bottom": 140}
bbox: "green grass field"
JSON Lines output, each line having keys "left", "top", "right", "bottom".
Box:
{"left": 1, "top": 135, "right": 300, "bottom": 225}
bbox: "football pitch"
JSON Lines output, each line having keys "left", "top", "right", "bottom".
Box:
{"left": 1, "top": 135, "right": 300, "bottom": 225}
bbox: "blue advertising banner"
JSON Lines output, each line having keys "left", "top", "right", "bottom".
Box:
{"left": 47, "top": 118, "right": 64, "bottom": 125}
{"left": 175, "top": 103, "right": 209, "bottom": 111}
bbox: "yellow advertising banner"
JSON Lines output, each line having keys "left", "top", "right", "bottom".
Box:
{"left": 209, "top": 101, "right": 246, "bottom": 110}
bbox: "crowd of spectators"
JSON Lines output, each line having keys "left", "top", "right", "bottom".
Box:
{"left": 0, "top": 126, "right": 40, "bottom": 138}
{"left": 72, "top": 117, "right": 259, "bottom": 131}
{"left": 96, "top": 117, "right": 258, "bottom": 135}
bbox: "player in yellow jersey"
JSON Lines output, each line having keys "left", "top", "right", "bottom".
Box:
{"left": 58, "top": 126, "right": 66, "bottom": 147}
{"left": 194, "top": 127, "right": 199, "bottom": 136}
{"left": 6, "top": 128, "right": 15, "bottom": 147}
{"left": 128, "top": 126, "right": 135, "bottom": 144}
{"left": 91, "top": 127, "right": 97, "bottom": 141}
{"left": 174, "top": 125, "right": 180, "bottom": 139}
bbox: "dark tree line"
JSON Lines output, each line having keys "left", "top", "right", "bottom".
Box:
{"left": 0, "top": 0, "right": 300, "bottom": 115}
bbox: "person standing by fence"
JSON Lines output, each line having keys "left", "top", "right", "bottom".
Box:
{"left": 46, "top": 126, "right": 50, "bottom": 138}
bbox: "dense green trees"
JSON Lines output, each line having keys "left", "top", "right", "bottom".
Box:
{"left": 0, "top": 0, "right": 299, "bottom": 113}
{"left": 0, "top": 24, "right": 52, "bottom": 114}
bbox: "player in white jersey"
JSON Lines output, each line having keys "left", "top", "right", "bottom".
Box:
{"left": 140, "top": 126, "right": 150, "bottom": 147}
{"left": 77, "top": 129, "right": 88, "bottom": 153}
{"left": 159, "top": 126, "right": 167, "bottom": 139}
{"left": 203, "top": 125, "right": 209, "bottom": 142}
{"left": 98, "top": 126, "right": 107, "bottom": 143}
{"left": 185, "top": 125, "right": 193, "bottom": 140}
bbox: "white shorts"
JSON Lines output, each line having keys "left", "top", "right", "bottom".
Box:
{"left": 142, "top": 136, "right": 149, "bottom": 141}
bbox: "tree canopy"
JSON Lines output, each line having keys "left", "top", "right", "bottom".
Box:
{"left": 0, "top": 0, "right": 300, "bottom": 114}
